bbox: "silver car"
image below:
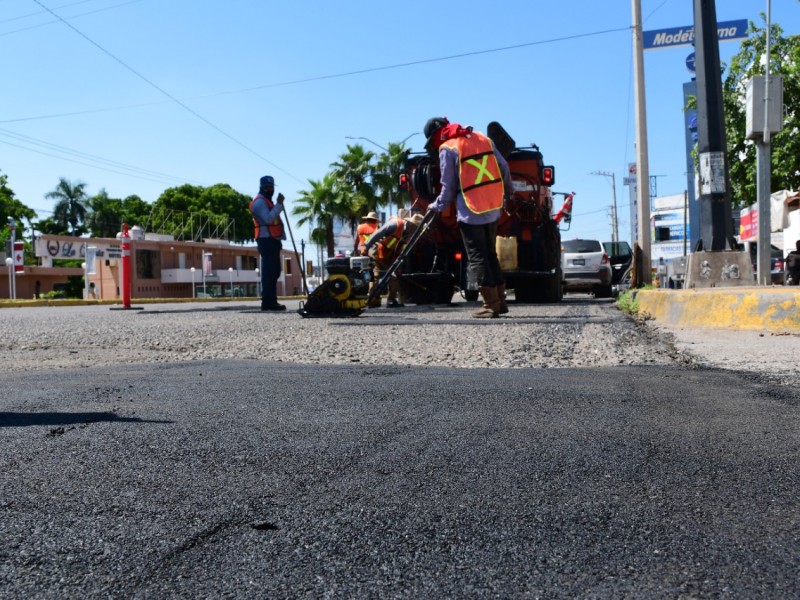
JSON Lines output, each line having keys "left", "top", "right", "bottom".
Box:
{"left": 562, "top": 239, "right": 613, "bottom": 297}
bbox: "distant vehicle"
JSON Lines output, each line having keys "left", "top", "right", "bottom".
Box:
{"left": 602, "top": 241, "right": 633, "bottom": 285}
{"left": 736, "top": 241, "right": 785, "bottom": 284}
{"left": 562, "top": 238, "right": 613, "bottom": 297}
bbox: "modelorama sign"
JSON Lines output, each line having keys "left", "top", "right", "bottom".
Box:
{"left": 643, "top": 19, "right": 747, "bottom": 50}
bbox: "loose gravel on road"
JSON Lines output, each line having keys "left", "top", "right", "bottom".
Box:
{"left": 0, "top": 298, "right": 685, "bottom": 371}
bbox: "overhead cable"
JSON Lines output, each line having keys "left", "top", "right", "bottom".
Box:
{"left": 29, "top": 0, "right": 303, "bottom": 183}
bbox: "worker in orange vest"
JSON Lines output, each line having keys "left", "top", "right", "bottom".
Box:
{"left": 364, "top": 210, "right": 423, "bottom": 308}
{"left": 250, "top": 175, "right": 286, "bottom": 311}
{"left": 354, "top": 211, "right": 380, "bottom": 256}
{"left": 423, "top": 117, "right": 513, "bottom": 318}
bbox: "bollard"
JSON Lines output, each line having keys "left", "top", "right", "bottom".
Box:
{"left": 120, "top": 223, "right": 132, "bottom": 308}
{"left": 110, "top": 224, "right": 142, "bottom": 311}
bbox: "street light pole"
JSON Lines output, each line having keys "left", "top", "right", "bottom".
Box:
{"left": 190, "top": 267, "right": 196, "bottom": 298}
{"left": 5, "top": 258, "right": 12, "bottom": 300}
{"left": 590, "top": 171, "right": 619, "bottom": 243}
{"left": 228, "top": 267, "right": 234, "bottom": 296}
{"left": 345, "top": 132, "right": 420, "bottom": 152}
{"left": 202, "top": 252, "right": 212, "bottom": 296}
{"left": 345, "top": 136, "right": 386, "bottom": 151}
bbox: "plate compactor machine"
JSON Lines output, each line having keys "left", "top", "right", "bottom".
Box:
{"left": 297, "top": 210, "right": 438, "bottom": 318}
{"left": 297, "top": 255, "right": 372, "bottom": 318}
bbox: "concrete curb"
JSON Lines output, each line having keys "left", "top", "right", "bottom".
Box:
{"left": 636, "top": 287, "right": 800, "bottom": 332}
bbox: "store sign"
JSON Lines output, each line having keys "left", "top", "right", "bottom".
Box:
{"left": 739, "top": 206, "right": 757, "bottom": 241}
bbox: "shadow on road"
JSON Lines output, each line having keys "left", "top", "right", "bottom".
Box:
{"left": 0, "top": 411, "right": 173, "bottom": 428}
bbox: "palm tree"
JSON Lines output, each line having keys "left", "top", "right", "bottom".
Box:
{"left": 46, "top": 178, "right": 89, "bottom": 236}
{"left": 330, "top": 144, "right": 377, "bottom": 229}
{"left": 373, "top": 141, "right": 411, "bottom": 211}
{"left": 293, "top": 173, "right": 346, "bottom": 257}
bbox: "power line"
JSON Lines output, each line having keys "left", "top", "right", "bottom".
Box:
{"left": 0, "top": 137, "right": 195, "bottom": 188}
{"left": 0, "top": 0, "right": 143, "bottom": 36}
{"left": 203, "top": 27, "right": 633, "bottom": 97}
{"left": 0, "top": 100, "right": 167, "bottom": 124}
{"left": 28, "top": 0, "right": 303, "bottom": 184}
{"left": 0, "top": 0, "right": 99, "bottom": 25}
{"left": 1, "top": 24, "right": 633, "bottom": 123}
{"left": 0, "top": 128, "right": 201, "bottom": 185}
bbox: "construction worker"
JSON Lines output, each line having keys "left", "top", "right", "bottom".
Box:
{"left": 423, "top": 117, "right": 513, "bottom": 318}
{"left": 354, "top": 211, "right": 380, "bottom": 256}
{"left": 364, "top": 210, "right": 423, "bottom": 308}
{"left": 250, "top": 175, "right": 287, "bottom": 311}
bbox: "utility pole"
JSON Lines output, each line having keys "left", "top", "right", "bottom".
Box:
{"left": 755, "top": 0, "right": 773, "bottom": 285}
{"left": 590, "top": 171, "right": 619, "bottom": 243}
{"left": 632, "top": 0, "right": 652, "bottom": 283}
{"left": 694, "top": 0, "right": 733, "bottom": 251}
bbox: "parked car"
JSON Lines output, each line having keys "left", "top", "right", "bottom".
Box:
{"left": 602, "top": 241, "right": 633, "bottom": 285}
{"left": 735, "top": 241, "right": 785, "bottom": 284}
{"left": 562, "top": 238, "right": 613, "bottom": 297}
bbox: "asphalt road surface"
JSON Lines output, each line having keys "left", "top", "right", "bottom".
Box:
{"left": 2, "top": 356, "right": 798, "bottom": 598}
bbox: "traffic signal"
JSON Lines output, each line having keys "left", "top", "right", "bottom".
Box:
{"left": 541, "top": 166, "right": 555, "bottom": 186}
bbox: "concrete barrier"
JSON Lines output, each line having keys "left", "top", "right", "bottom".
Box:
{"left": 636, "top": 287, "right": 800, "bottom": 332}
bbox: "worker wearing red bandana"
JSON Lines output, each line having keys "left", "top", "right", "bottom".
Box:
{"left": 424, "top": 117, "right": 513, "bottom": 318}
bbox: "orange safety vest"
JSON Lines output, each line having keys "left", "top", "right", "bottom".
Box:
{"left": 356, "top": 221, "right": 379, "bottom": 253}
{"left": 375, "top": 217, "right": 405, "bottom": 261}
{"left": 250, "top": 195, "right": 285, "bottom": 239}
{"left": 440, "top": 132, "right": 504, "bottom": 215}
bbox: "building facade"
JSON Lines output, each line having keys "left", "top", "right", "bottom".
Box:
{"left": 1, "top": 230, "right": 304, "bottom": 301}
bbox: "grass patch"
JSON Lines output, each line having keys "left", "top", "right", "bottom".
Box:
{"left": 615, "top": 290, "right": 639, "bottom": 315}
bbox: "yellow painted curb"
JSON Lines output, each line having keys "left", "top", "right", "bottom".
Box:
{"left": 636, "top": 288, "right": 800, "bottom": 332}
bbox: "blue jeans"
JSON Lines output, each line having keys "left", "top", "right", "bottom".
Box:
{"left": 257, "top": 237, "right": 282, "bottom": 307}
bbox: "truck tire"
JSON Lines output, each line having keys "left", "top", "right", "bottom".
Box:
{"left": 595, "top": 284, "right": 613, "bottom": 299}
{"left": 513, "top": 279, "right": 536, "bottom": 303}
{"left": 541, "top": 270, "right": 562, "bottom": 303}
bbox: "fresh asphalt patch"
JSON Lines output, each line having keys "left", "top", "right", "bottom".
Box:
{"left": 1, "top": 361, "right": 797, "bottom": 598}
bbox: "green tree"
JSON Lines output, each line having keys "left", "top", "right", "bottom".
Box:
{"left": 85, "top": 188, "right": 123, "bottom": 238}
{"left": 0, "top": 170, "right": 37, "bottom": 245}
{"left": 198, "top": 184, "right": 253, "bottom": 243}
{"left": 151, "top": 183, "right": 252, "bottom": 242}
{"left": 723, "top": 18, "right": 800, "bottom": 207}
{"left": 330, "top": 144, "right": 377, "bottom": 230}
{"left": 120, "top": 195, "right": 153, "bottom": 229}
{"left": 293, "top": 173, "right": 346, "bottom": 257}
{"left": 45, "top": 177, "right": 89, "bottom": 236}
{"left": 373, "top": 141, "right": 411, "bottom": 211}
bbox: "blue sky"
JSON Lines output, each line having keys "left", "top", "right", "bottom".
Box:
{"left": 2, "top": 0, "right": 797, "bottom": 248}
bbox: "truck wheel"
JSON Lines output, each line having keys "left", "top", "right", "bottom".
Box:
{"left": 595, "top": 284, "right": 613, "bottom": 299}
{"left": 541, "top": 272, "right": 562, "bottom": 303}
{"left": 514, "top": 280, "right": 536, "bottom": 303}
{"left": 463, "top": 289, "right": 479, "bottom": 302}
